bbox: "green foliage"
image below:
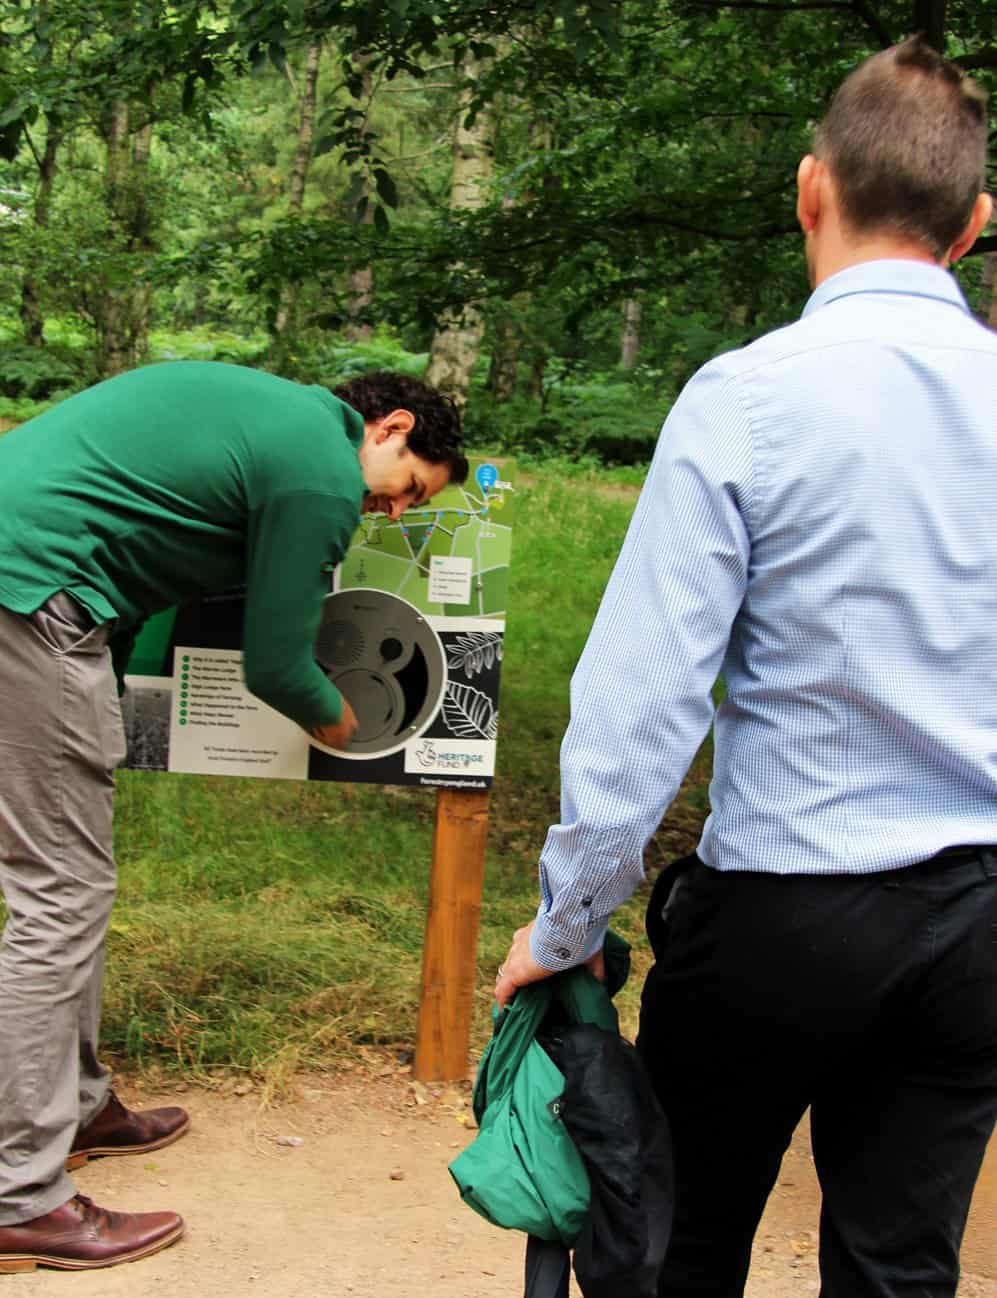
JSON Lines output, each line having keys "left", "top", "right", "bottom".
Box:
{"left": 5, "top": 0, "right": 994, "bottom": 395}
{"left": 633, "top": 302, "right": 768, "bottom": 400}
{"left": 505, "top": 453, "right": 646, "bottom": 487}
{"left": 0, "top": 312, "right": 680, "bottom": 469}
{"left": 0, "top": 394, "right": 54, "bottom": 425}
{"left": 465, "top": 380, "right": 661, "bottom": 465}
{"left": 0, "top": 341, "right": 90, "bottom": 399}
{"left": 0, "top": 0, "right": 236, "bottom": 164}
{"left": 277, "top": 328, "right": 429, "bottom": 385}
{"left": 147, "top": 325, "right": 269, "bottom": 365}
{"left": 0, "top": 315, "right": 97, "bottom": 399}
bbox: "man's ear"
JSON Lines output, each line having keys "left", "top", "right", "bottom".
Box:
{"left": 797, "top": 154, "right": 821, "bottom": 235}
{"left": 946, "top": 192, "right": 993, "bottom": 265}
{"left": 375, "top": 408, "right": 416, "bottom": 442}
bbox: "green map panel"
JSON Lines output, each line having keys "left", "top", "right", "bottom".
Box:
{"left": 444, "top": 565, "right": 509, "bottom": 617}
{"left": 337, "top": 458, "right": 515, "bottom": 618}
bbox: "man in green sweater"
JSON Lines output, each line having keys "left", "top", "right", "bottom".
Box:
{"left": 0, "top": 361, "right": 467, "bottom": 1272}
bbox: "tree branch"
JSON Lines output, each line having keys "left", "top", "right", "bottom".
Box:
{"left": 688, "top": 1, "right": 855, "bottom": 12}
{"left": 954, "top": 48, "right": 997, "bottom": 71}
{"left": 395, "top": 144, "right": 451, "bottom": 162}
{"left": 848, "top": 0, "right": 894, "bottom": 47}
{"left": 449, "top": 212, "right": 800, "bottom": 263}
{"left": 20, "top": 123, "right": 43, "bottom": 172}
{"left": 624, "top": 213, "right": 799, "bottom": 241}
{"left": 698, "top": 110, "right": 795, "bottom": 121}
{"left": 912, "top": 0, "right": 945, "bottom": 53}
{"left": 687, "top": 0, "right": 893, "bottom": 45}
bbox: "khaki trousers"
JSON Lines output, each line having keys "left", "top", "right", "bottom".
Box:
{"left": 0, "top": 594, "right": 125, "bottom": 1223}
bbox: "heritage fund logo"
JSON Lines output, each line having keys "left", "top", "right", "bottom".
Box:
{"left": 406, "top": 738, "right": 495, "bottom": 778}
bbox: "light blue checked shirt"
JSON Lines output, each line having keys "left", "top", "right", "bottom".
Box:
{"left": 531, "top": 258, "right": 997, "bottom": 972}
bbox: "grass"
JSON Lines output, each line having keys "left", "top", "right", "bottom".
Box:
{"left": 2, "top": 461, "right": 713, "bottom": 1080}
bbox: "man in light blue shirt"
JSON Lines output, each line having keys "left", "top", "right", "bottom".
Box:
{"left": 498, "top": 37, "right": 996, "bottom": 1298}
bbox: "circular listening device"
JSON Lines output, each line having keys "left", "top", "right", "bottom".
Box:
{"left": 312, "top": 589, "right": 447, "bottom": 759}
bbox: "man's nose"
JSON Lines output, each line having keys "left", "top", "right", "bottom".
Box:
{"left": 388, "top": 492, "right": 416, "bottom": 521}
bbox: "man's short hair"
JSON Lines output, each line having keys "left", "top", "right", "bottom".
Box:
{"left": 814, "top": 35, "right": 989, "bottom": 259}
{"left": 332, "top": 371, "right": 468, "bottom": 484}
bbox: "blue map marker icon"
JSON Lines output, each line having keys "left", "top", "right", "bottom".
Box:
{"left": 476, "top": 463, "right": 498, "bottom": 496}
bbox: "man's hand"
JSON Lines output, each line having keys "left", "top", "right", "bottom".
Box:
{"left": 311, "top": 698, "right": 359, "bottom": 751}
{"left": 494, "top": 920, "right": 606, "bottom": 1009}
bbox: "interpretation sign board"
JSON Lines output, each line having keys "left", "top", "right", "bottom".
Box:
{"left": 121, "top": 458, "right": 515, "bottom": 789}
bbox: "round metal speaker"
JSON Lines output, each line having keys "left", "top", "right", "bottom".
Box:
{"left": 317, "top": 619, "right": 365, "bottom": 668}
{"left": 311, "top": 589, "right": 446, "bottom": 759}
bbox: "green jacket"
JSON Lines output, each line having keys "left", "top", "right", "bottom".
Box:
{"left": 449, "top": 933, "right": 631, "bottom": 1244}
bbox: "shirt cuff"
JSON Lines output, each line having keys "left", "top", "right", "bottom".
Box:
{"left": 529, "top": 910, "right": 609, "bottom": 972}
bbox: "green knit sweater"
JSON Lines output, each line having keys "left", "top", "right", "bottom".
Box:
{"left": 0, "top": 361, "right": 366, "bottom": 727}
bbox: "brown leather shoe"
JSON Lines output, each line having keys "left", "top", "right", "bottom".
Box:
{"left": 67, "top": 1091, "right": 190, "bottom": 1171}
{"left": 0, "top": 1195, "right": 184, "bottom": 1272}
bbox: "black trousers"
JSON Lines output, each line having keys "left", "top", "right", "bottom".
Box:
{"left": 636, "top": 849, "right": 997, "bottom": 1298}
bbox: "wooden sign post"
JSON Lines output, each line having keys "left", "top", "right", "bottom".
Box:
{"left": 413, "top": 787, "right": 491, "bottom": 1081}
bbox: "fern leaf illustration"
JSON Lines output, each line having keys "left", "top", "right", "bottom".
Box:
{"left": 446, "top": 632, "right": 504, "bottom": 679}
{"left": 442, "top": 682, "right": 498, "bottom": 740}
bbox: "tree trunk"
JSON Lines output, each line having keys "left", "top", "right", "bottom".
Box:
{"left": 96, "top": 101, "right": 133, "bottom": 377}
{"left": 913, "top": 0, "right": 947, "bottom": 52}
{"left": 620, "top": 297, "right": 642, "bottom": 369}
{"left": 288, "top": 42, "right": 321, "bottom": 215}
{"left": 527, "top": 348, "right": 548, "bottom": 403}
{"left": 482, "top": 120, "right": 547, "bottom": 403}
{"left": 425, "top": 53, "right": 496, "bottom": 407}
{"left": 486, "top": 311, "right": 519, "bottom": 401}
{"left": 273, "top": 40, "right": 322, "bottom": 346}
{"left": 20, "top": 0, "right": 59, "bottom": 347}
{"left": 484, "top": 192, "right": 522, "bottom": 400}
{"left": 344, "top": 52, "right": 375, "bottom": 342}
{"left": 129, "top": 121, "right": 154, "bottom": 363}
{"left": 20, "top": 125, "right": 60, "bottom": 346}
{"left": 980, "top": 251, "right": 997, "bottom": 330}
{"left": 95, "top": 103, "right": 158, "bottom": 376}
{"left": 345, "top": 265, "right": 373, "bottom": 340}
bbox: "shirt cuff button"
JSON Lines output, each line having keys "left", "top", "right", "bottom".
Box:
{"left": 557, "top": 947, "right": 571, "bottom": 960}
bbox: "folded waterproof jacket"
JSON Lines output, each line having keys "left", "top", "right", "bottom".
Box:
{"left": 449, "top": 931, "right": 672, "bottom": 1288}
{"left": 448, "top": 936, "right": 631, "bottom": 1245}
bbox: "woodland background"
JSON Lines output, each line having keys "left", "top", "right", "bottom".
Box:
{"left": 2, "top": 0, "right": 996, "bottom": 465}
{"left": 2, "top": 1, "right": 997, "bottom": 1073}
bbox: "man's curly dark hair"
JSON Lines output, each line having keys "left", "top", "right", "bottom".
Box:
{"left": 332, "top": 371, "right": 468, "bottom": 485}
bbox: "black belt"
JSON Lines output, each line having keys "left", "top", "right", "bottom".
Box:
{"left": 932, "top": 845, "right": 995, "bottom": 862}
{"left": 879, "top": 844, "right": 997, "bottom": 883}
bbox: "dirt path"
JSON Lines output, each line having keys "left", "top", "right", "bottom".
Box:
{"left": 12, "top": 1071, "right": 996, "bottom": 1298}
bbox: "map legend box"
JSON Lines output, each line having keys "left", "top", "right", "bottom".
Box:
{"left": 428, "top": 556, "right": 473, "bottom": 604}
